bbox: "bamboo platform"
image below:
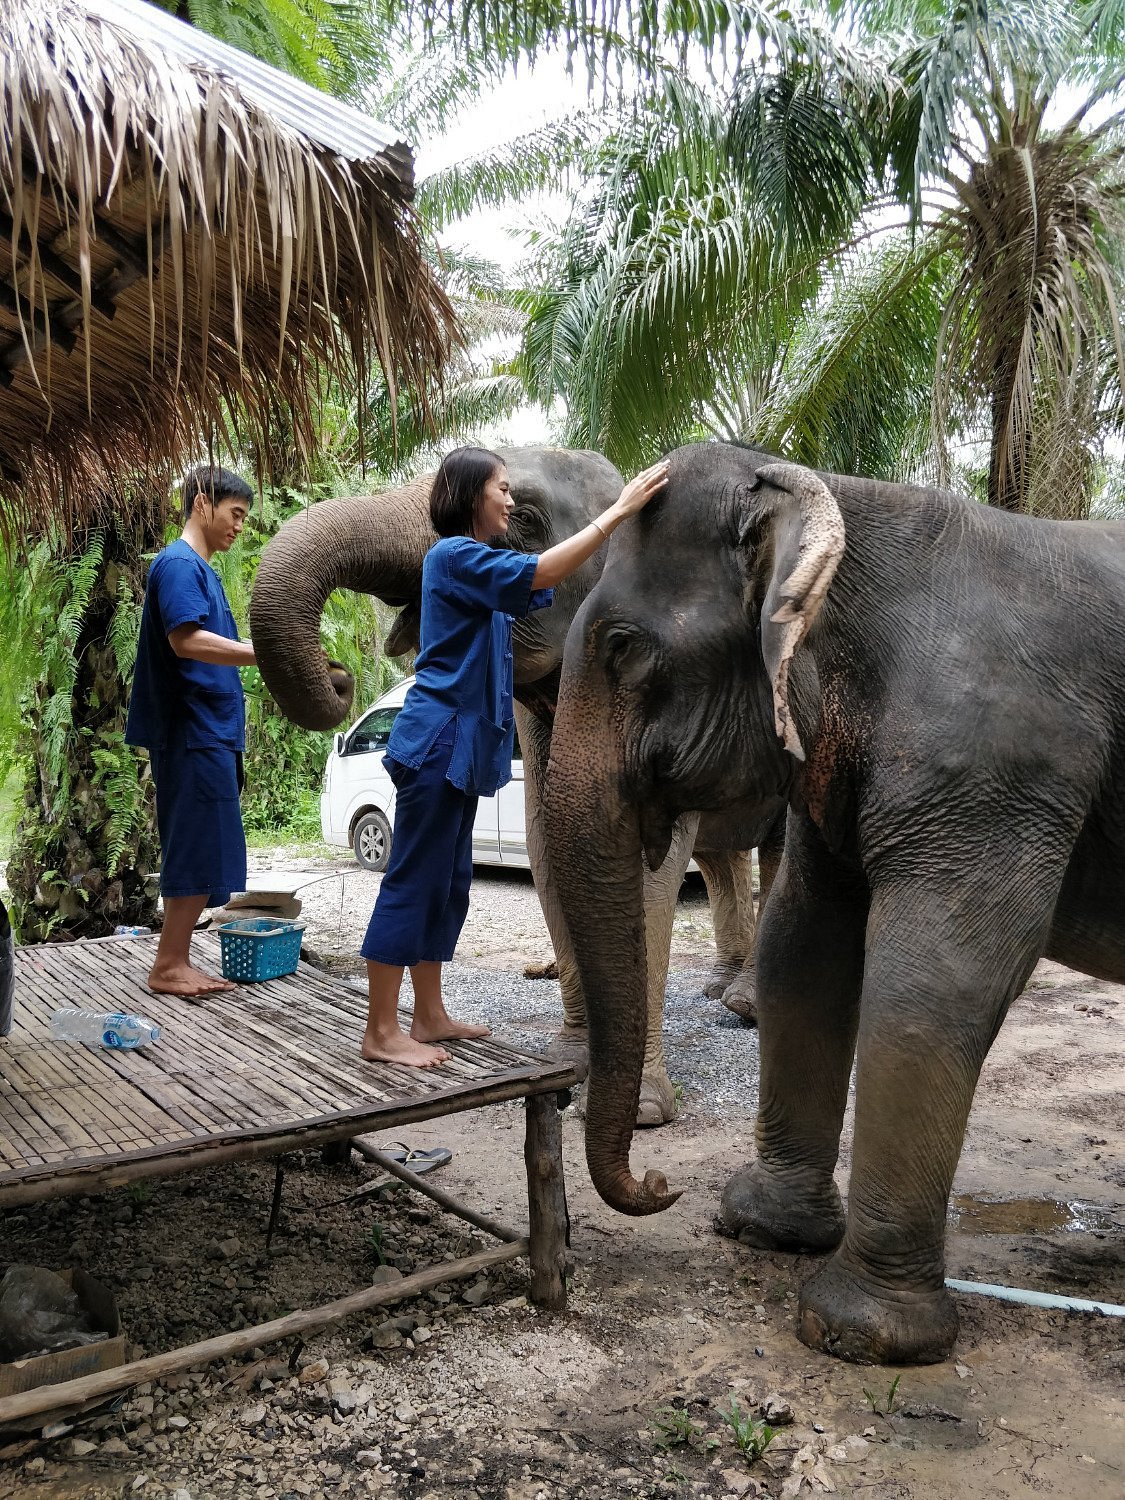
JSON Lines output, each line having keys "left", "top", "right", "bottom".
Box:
{"left": 0, "top": 932, "right": 575, "bottom": 1207}
{"left": 0, "top": 932, "right": 577, "bottom": 1424}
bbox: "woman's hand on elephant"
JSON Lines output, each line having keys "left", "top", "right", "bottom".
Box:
{"left": 533, "top": 459, "right": 670, "bottom": 589}
{"left": 613, "top": 460, "right": 670, "bottom": 522}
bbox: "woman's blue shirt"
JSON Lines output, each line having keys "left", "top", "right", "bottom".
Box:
{"left": 384, "top": 536, "right": 553, "bottom": 797}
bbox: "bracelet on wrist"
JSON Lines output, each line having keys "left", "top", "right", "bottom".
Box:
{"left": 592, "top": 517, "right": 611, "bottom": 542}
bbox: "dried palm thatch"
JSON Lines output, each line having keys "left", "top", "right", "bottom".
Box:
{"left": 0, "top": 0, "right": 459, "bottom": 540}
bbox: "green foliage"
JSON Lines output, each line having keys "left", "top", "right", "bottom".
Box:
{"left": 3, "top": 519, "right": 162, "bottom": 941}
{"left": 651, "top": 1405, "right": 716, "bottom": 1453}
{"left": 718, "top": 1398, "right": 776, "bottom": 1463}
{"left": 863, "top": 1374, "right": 903, "bottom": 1416}
{"left": 366, "top": 1220, "right": 387, "bottom": 1265}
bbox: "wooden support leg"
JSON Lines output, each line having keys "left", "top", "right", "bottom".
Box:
{"left": 265, "top": 1159, "right": 286, "bottom": 1251}
{"left": 524, "top": 1092, "right": 569, "bottom": 1311}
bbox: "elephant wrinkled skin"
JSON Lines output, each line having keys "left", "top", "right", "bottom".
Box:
{"left": 248, "top": 449, "right": 771, "bottom": 1126}
{"left": 543, "top": 441, "right": 1125, "bottom": 1365}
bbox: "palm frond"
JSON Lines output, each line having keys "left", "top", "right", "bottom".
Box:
{"left": 751, "top": 235, "right": 953, "bottom": 480}
{"left": 419, "top": 114, "right": 605, "bottom": 227}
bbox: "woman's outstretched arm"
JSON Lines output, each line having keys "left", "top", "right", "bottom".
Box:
{"left": 532, "top": 460, "right": 669, "bottom": 589}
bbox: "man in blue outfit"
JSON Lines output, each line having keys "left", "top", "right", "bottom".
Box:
{"left": 126, "top": 466, "right": 256, "bottom": 998}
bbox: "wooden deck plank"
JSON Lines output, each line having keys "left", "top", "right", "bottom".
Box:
{"left": 0, "top": 933, "right": 574, "bottom": 1203}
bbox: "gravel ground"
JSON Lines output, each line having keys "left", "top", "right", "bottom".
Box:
{"left": 246, "top": 847, "right": 761, "bottom": 1118}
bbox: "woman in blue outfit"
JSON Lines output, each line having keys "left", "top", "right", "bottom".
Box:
{"left": 361, "top": 446, "right": 669, "bottom": 1067}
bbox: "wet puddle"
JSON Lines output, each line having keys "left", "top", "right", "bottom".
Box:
{"left": 950, "top": 1194, "right": 1122, "bottom": 1235}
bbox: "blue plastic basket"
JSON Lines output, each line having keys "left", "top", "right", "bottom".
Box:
{"left": 217, "top": 917, "right": 306, "bottom": 982}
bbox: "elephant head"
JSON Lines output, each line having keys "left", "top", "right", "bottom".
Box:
{"left": 249, "top": 448, "right": 623, "bottom": 728}
{"left": 544, "top": 443, "right": 842, "bottom": 1214}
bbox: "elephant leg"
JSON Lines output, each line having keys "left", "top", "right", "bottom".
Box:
{"left": 798, "top": 856, "right": 1066, "bottom": 1366}
{"left": 695, "top": 848, "right": 756, "bottom": 1018}
{"left": 720, "top": 821, "right": 867, "bottom": 1251}
{"left": 635, "top": 813, "right": 699, "bottom": 1127}
{"left": 756, "top": 807, "right": 785, "bottom": 911}
{"left": 517, "top": 705, "right": 589, "bottom": 1080}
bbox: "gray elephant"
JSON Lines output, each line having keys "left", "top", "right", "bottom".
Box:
{"left": 248, "top": 448, "right": 771, "bottom": 1124}
{"left": 543, "top": 441, "right": 1125, "bottom": 1365}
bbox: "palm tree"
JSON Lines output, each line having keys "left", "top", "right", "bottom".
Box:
{"left": 408, "top": 0, "right": 1124, "bottom": 514}
{"left": 517, "top": 71, "right": 952, "bottom": 478}
{"left": 858, "top": 0, "right": 1125, "bottom": 514}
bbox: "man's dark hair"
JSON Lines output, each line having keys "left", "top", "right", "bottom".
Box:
{"left": 181, "top": 464, "right": 253, "bottom": 522}
{"left": 429, "top": 446, "right": 502, "bottom": 538}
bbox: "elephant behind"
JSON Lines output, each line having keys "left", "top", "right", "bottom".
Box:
{"left": 248, "top": 448, "right": 772, "bottom": 1125}
{"left": 543, "top": 441, "right": 1125, "bottom": 1366}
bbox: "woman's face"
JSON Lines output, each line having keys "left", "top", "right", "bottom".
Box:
{"left": 473, "top": 465, "right": 514, "bottom": 544}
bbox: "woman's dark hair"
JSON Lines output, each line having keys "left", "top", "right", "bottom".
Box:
{"left": 429, "top": 446, "right": 503, "bottom": 538}
{"left": 181, "top": 464, "right": 253, "bottom": 522}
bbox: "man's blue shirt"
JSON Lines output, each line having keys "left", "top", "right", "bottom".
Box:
{"left": 125, "top": 538, "right": 246, "bottom": 751}
{"left": 386, "top": 537, "right": 553, "bottom": 797}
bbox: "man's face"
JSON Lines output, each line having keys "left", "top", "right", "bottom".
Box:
{"left": 196, "top": 492, "right": 249, "bottom": 552}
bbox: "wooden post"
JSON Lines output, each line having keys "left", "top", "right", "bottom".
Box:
{"left": 524, "top": 1093, "right": 568, "bottom": 1311}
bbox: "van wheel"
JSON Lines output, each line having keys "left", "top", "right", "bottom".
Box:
{"left": 353, "top": 810, "right": 391, "bottom": 872}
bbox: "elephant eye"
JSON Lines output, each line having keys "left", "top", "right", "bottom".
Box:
{"left": 603, "top": 624, "right": 656, "bottom": 689}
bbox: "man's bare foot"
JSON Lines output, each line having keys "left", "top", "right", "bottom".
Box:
{"left": 148, "top": 964, "right": 236, "bottom": 998}
{"left": 361, "top": 1031, "right": 450, "bottom": 1068}
{"left": 411, "top": 1016, "right": 492, "bottom": 1043}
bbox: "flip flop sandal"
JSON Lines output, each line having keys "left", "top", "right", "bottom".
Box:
{"left": 400, "top": 1146, "right": 452, "bottom": 1175}
{"left": 375, "top": 1142, "right": 453, "bottom": 1175}
{"left": 375, "top": 1141, "right": 412, "bottom": 1165}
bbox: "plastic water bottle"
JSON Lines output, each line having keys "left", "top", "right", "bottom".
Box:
{"left": 50, "top": 1009, "right": 161, "bottom": 1049}
{"left": 113, "top": 925, "right": 152, "bottom": 937}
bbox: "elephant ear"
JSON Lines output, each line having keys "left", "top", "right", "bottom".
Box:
{"left": 749, "top": 462, "right": 846, "bottom": 763}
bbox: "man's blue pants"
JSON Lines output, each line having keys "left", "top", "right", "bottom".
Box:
{"left": 360, "top": 728, "right": 477, "bottom": 967}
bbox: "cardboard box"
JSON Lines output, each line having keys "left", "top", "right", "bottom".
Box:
{"left": 0, "top": 1268, "right": 124, "bottom": 1398}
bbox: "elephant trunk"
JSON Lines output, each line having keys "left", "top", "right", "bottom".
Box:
{"left": 249, "top": 482, "right": 434, "bottom": 730}
{"left": 545, "top": 659, "right": 680, "bottom": 1216}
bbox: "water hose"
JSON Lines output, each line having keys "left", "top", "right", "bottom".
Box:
{"left": 946, "top": 1278, "right": 1125, "bottom": 1317}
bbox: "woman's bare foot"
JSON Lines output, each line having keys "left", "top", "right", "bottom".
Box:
{"left": 362, "top": 1029, "right": 450, "bottom": 1068}
{"left": 148, "top": 964, "right": 236, "bottom": 998}
{"left": 411, "top": 1014, "right": 492, "bottom": 1043}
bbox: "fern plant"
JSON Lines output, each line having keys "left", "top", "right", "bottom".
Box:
{"left": 4, "top": 517, "right": 163, "bottom": 941}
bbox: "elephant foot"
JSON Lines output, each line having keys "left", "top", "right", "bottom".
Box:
{"left": 719, "top": 967, "right": 757, "bottom": 1025}
{"left": 797, "top": 1257, "right": 958, "bottom": 1366}
{"left": 636, "top": 1069, "right": 677, "bottom": 1128}
{"left": 701, "top": 964, "right": 740, "bottom": 1001}
{"left": 547, "top": 1027, "right": 589, "bottom": 1083}
{"left": 719, "top": 1164, "right": 845, "bottom": 1252}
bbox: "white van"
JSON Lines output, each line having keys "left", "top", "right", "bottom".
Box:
{"left": 319, "top": 678, "right": 530, "bottom": 871}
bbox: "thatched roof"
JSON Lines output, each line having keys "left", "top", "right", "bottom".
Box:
{"left": 0, "top": 0, "right": 458, "bottom": 537}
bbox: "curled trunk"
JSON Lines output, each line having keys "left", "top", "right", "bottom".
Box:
{"left": 544, "top": 663, "right": 680, "bottom": 1215}
{"left": 249, "top": 482, "right": 434, "bottom": 730}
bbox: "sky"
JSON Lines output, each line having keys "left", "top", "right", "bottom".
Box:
{"left": 412, "top": 55, "right": 599, "bottom": 448}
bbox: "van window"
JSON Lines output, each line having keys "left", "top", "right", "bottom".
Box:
{"left": 346, "top": 706, "right": 400, "bottom": 755}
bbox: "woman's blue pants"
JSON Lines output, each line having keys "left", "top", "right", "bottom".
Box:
{"left": 359, "top": 730, "right": 477, "bottom": 967}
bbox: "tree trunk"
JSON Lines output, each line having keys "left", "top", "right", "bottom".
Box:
{"left": 6, "top": 514, "right": 163, "bottom": 942}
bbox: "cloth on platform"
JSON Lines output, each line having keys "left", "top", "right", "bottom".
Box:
{"left": 125, "top": 538, "right": 245, "bottom": 752}
{"left": 384, "top": 537, "right": 552, "bottom": 798}
{"left": 360, "top": 724, "right": 476, "bottom": 967}
{"left": 150, "top": 735, "right": 246, "bottom": 906}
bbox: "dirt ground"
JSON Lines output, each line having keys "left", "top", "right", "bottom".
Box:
{"left": 1, "top": 854, "right": 1122, "bottom": 1499}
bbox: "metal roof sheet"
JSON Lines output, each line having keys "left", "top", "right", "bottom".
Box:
{"left": 82, "top": 0, "right": 415, "bottom": 186}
